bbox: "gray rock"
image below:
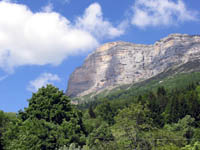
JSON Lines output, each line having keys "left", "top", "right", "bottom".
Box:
{"left": 66, "top": 34, "right": 200, "bottom": 97}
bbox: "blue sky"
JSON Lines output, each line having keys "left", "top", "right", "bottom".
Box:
{"left": 0, "top": 0, "right": 200, "bottom": 112}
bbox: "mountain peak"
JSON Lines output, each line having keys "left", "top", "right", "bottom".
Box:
{"left": 66, "top": 34, "right": 200, "bottom": 98}
{"left": 96, "top": 42, "right": 119, "bottom": 52}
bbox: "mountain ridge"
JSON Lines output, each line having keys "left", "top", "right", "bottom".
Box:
{"left": 66, "top": 33, "right": 200, "bottom": 99}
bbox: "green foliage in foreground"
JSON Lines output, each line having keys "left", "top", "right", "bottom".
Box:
{"left": 81, "top": 81, "right": 200, "bottom": 149}
{"left": 2, "top": 85, "right": 86, "bottom": 150}
{"left": 1, "top": 78, "right": 200, "bottom": 149}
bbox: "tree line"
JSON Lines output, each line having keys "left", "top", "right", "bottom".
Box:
{"left": 0, "top": 82, "right": 200, "bottom": 149}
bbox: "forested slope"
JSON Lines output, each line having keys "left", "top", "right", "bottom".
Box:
{"left": 1, "top": 78, "right": 200, "bottom": 149}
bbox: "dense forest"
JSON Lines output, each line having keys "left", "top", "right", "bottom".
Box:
{"left": 1, "top": 81, "right": 200, "bottom": 149}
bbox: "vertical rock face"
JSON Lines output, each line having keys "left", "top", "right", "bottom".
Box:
{"left": 66, "top": 34, "right": 200, "bottom": 97}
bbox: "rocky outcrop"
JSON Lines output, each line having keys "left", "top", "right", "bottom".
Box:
{"left": 66, "top": 34, "right": 200, "bottom": 97}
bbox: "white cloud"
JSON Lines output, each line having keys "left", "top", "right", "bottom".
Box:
{"left": 75, "top": 3, "right": 125, "bottom": 39}
{"left": 63, "top": 0, "right": 70, "bottom": 4}
{"left": 0, "top": 75, "right": 8, "bottom": 81}
{"left": 0, "top": 2, "right": 123, "bottom": 72}
{"left": 2, "top": 0, "right": 17, "bottom": 2}
{"left": 131, "top": 0, "right": 198, "bottom": 28}
{"left": 27, "top": 73, "right": 60, "bottom": 92}
{"left": 42, "top": 3, "right": 53, "bottom": 12}
{"left": 0, "top": 1, "right": 98, "bottom": 72}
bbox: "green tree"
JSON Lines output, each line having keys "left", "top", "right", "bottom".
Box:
{"left": 95, "top": 100, "right": 115, "bottom": 125}
{"left": 0, "top": 111, "right": 7, "bottom": 149}
{"left": 186, "top": 91, "right": 200, "bottom": 121}
{"left": 113, "top": 103, "right": 153, "bottom": 150}
{"left": 0, "top": 111, "right": 17, "bottom": 149}
{"left": 164, "top": 115, "right": 195, "bottom": 140}
{"left": 88, "top": 105, "right": 96, "bottom": 118}
{"left": 3, "top": 85, "right": 86, "bottom": 149}
{"left": 157, "top": 86, "right": 166, "bottom": 96}
{"left": 4, "top": 119, "right": 60, "bottom": 150}
{"left": 182, "top": 141, "right": 200, "bottom": 150}
{"left": 87, "top": 122, "right": 114, "bottom": 150}
{"left": 22, "top": 85, "right": 75, "bottom": 124}
{"left": 147, "top": 91, "right": 164, "bottom": 127}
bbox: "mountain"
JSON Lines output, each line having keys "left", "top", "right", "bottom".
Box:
{"left": 66, "top": 33, "right": 200, "bottom": 99}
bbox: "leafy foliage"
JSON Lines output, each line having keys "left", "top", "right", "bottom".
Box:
{"left": 2, "top": 85, "right": 86, "bottom": 150}
{"left": 1, "top": 73, "right": 200, "bottom": 149}
{"left": 113, "top": 103, "right": 153, "bottom": 149}
{"left": 87, "top": 122, "right": 114, "bottom": 149}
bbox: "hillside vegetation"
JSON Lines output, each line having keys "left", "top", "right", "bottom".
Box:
{"left": 77, "top": 71, "right": 200, "bottom": 107}
{"left": 1, "top": 72, "right": 200, "bottom": 149}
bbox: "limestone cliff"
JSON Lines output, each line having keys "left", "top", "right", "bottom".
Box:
{"left": 66, "top": 34, "right": 200, "bottom": 97}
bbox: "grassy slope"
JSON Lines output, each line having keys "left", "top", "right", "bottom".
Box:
{"left": 76, "top": 71, "right": 200, "bottom": 108}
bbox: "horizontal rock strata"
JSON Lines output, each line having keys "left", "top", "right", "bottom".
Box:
{"left": 66, "top": 34, "right": 200, "bottom": 97}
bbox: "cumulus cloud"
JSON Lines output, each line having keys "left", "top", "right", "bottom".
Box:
{"left": 42, "top": 3, "right": 54, "bottom": 12}
{"left": 0, "top": 2, "right": 123, "bottom": 72}
{"left": 131, "top": 0, "right": 198, "bottom": 28}
{"left": 75, "top": 3, "right": 125, "bottom": 39}
{"left": 0, "top": 1, "right": 98, "bottom": 72}
{"left": 27, "top": 73, "right": 60, "bottom": 92}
